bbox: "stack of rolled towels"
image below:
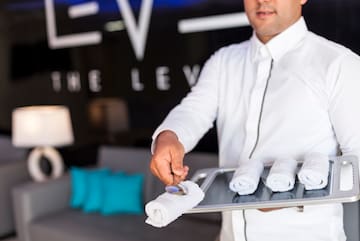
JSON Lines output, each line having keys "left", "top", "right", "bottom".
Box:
{"left": 229, "top": 152, "right": 330, "bottom": 195}
{"left": 145, "top": 181, "right": 204, "bottom": 228}
{"left": 144, "top": 152, "right": 330, "bottom": 228}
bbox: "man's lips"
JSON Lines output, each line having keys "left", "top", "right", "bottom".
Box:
{"left": 256, "top": 10, "right": 276, "bottom": 18}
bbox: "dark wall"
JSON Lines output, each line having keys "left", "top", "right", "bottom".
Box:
{"left": 0, "top": 0, "right": 359, "bottom": 157}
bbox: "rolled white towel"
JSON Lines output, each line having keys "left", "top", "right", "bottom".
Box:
{"left": 298, "top": 152, "right": 329, "bottom": 190}
{"left": 145, "top": 181, "right": 204, "bottom": 228}
{"left": 229, "top": 159, "right": 264, "bottom": 195}
{"left": 266, "top": 158, "right": 298, "bottom": 192}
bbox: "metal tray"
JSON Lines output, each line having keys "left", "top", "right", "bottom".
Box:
{"left": 187, "top": 156, "right": 360, "bottom": 213}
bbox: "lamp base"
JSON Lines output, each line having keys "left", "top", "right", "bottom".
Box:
{"left": 27, "top": 147, "right": 64, "bottom": 182}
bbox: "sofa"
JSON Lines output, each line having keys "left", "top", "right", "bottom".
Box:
{"left": 13, "top": 146, "right": 221, "bottom": 241}
{"left": 0, "top": 134, "right": 28, "bottom": 237}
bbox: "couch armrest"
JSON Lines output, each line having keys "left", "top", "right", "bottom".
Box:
{"left": 0, "top": 160, "right": 29, "bottom": 236}
{"left": 12, "top": 176, "right": 70, "bottom": 241}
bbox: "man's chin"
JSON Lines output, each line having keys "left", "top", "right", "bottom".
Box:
{"left": 255, "top": 29, "right": 278, "bottom": 42}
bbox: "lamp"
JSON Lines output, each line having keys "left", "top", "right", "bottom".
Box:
{"left": 12, "top": 105, "right": 74, "bottom": 182}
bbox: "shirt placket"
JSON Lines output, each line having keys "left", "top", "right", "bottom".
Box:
{"left": 240, "top": 50, "right": 273, "bottom": 162}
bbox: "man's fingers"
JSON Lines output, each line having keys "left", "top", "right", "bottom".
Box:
{"left": 153, "top": 157, "right": 175, "bottom": 185}
{"left": 179, "top": 165, "right": 189, "bottom": 180}
{"left": 172, "top": 174, "right": 183, "bottom": 185}
{"left": 150, "top": 158, "right": 189, "bottom": 186}
{"left": 172, "top": 165, "right": 189, "bottom": 185}
{"left": 150, "top": 157, "right": 173, "bottom": 185}
{"left": 150, "top": 160, "right": 161, "bottom": 179}
{"left": 170, "top": 149, "right": 185, "bottom": 176}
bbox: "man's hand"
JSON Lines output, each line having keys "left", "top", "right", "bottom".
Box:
{"left": 150, "top": 130, "right": 189, "bottom": 185}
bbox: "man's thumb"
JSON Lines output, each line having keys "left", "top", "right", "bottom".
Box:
{"left": 171, "top": 159, "right": 184, "bottom": 175}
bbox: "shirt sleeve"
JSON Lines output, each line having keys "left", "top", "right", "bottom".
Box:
{"left": 328, "top": 51, "right": 360, "bottom": 159}
{"left": 151, "top": 51, "right": 222, "bottom": 153}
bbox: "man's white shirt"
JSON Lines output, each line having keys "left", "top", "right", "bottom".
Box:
{"left": 152, "top": 17, "right": 360, "bottom": 241}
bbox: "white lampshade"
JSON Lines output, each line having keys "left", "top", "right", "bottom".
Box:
{"left": 12, "top": 105, "right": 74, "bottom": 147}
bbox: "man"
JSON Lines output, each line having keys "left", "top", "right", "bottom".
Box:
{"left": 150, "top": 0, "right": 360, "bottom": 240}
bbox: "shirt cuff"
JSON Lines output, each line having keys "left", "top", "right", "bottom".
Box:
{"left": 151, "top": 124, "right": 191, "bottom": 154}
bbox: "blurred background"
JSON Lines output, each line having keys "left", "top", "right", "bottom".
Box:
{"left": 1, "top": 1, "right": 360, "bottom": 241}
{"left": 0, "top": 0, "right": 359, "bottom": 163}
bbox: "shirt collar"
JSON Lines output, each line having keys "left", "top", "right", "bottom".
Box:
{"left": 250, "top": 17, "right": 308, "bottom": 62}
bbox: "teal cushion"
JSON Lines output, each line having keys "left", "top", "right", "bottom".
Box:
{"left": 69, "top": 167, "right": 109, "bottom": 209}
{"left": 101, "top": 172, "right": 144, "bottom": 215}
{"left": 69, "top": 167, "right": 87, "bottom": 208}
{"left": 83, "top": 168, "right": 110, "bottom": 213}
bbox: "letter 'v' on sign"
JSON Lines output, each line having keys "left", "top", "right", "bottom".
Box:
{"left": 116, "top": 0, "right": 153, "bottom": 61}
